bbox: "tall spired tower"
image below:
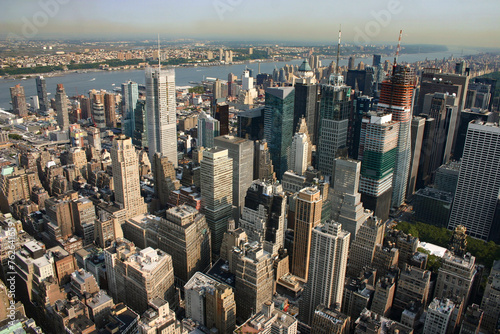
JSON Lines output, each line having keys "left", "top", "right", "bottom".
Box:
{"left": 145, "top": 66, "right": 178, "bottom": 166}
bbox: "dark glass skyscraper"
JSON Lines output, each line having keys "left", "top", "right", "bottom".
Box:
{"left": 317, "top": 76, "right": 351, "bottom": 176}
{"left": 294, "top": 59, "right": 318, "bottom": 144}
{"left": 35, "top": 76, "right": 49, "bottom": 112}
{"left": 264, "top": 87, "right": 295, "bottom": 179}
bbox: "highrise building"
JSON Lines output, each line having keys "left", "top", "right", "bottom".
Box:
{"left": 90, "top": 90, "right": 106, "bottom": 129}
{"left": 239, "top": 180, "right": 286, "bottom": 256}
{"left": 153, "top": 152, "right": 179, "bottom": 208}
{"left": 294, "top": 59, "right": 318, "bottom": 144}
{"left": 71, "top": 197, "right": 96, "bottom": 247}
{"left": 145, "top": 66, "right": 178, "bottom": 166}
{"left": 289, "top": 117, "right": 313, "bottom": 176}
{"left": 264, "top": 87, "right": 295, "bottom": 179}
{"left": 448, "top": 121, "right": 500, "bottom": 241}
{"left": 434, "top": 251, "right": 476, "bottom": 305}
{"left": 122, "top": 81, "right": 139, "bottom": 138}
{"left": 87, "top": 127, "right": 101, "bottom": 152}
{"left": 55, "top": 84, "right": 70, "bottom": 131}
{"left": 111, "top": 135, "right": 148, "bottom": 221}
{"left": 133, "top": 99, "right": 148, "bottom": 148}
{"left": 200, "top": 148, "right": 233, "bottom": 255}
{"left": 480, "top": 260, "right": 500, "bottom": 333}
{"left": 291, "top": 187, "right": 322, "bottom": 281}
{"left": 235, "top": 302, "right": 297, "bottom": 334}
{"left": 347, "top": 216, "right": 385, "bottom": 277}
{"left": 10, "top": 84, "right": 28, "bottom": 117}
{"left": 138, "top": 298, "right": 183, "bottom": 334}
{"left": 310, "top": 305, "right": 350, "bottom": 334}
{"left": 300, "top": 222, "right": 350, "bottom": 324}
{"left": 317, "top": 76, "right": 351, "bottom": 176}
{"left": 358, "top": 113, "right": 399, "bottom": 220}
{"left": 330, "top": 158, "right": 372, "bottom": 239}
{"left": 104, "top": 92, "right": 117, "bottom": 128}
{"left": 407, "top": 116, "right": 425, "bottom": 199}
{"left": 157, "top": 205, "right": 212, "bottom": 285}
{"left": 253, "top": 140, "right": 276, "bottom": 181}
{"left": 104, "top": 240, "right": 175, "bottom": 314}
{"left": 214, "top": 102, "right": 229, "bottom": 136}
{"left": 377, "top": 65, "right": 415, "bottom": 208}
{"left": 371, "top": 275, "right": 396, "bottom": 317}
{"left": 214, "top": 135, "right": 254, "bottom": 218}
{"left": 423, "top": 298, "right": 456, "bottom": 334}
{"left": 36, "top": 76, "right": 49, "bottom": 112}
{"left": 392, "top": 265, "right": 431, "bottom": 316}
{"left": 232, "top": 243, "right": 274, "bottom": 322}
{"left": 184, "top": 272, "right": 236, "bottom": 334}
{"left": 198, "top": 111, "right": 220, "bottom": 149}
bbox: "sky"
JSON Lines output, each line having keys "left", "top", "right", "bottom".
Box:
{"left": 1, "top": 0, "right": 499, "bottom": 48}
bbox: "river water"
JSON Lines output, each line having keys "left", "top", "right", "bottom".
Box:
{"left": 0, "top": 47, "right": 479, "bottom": 110}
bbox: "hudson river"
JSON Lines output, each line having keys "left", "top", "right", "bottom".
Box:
{"left": 0, "top": 47, "right": 479, "bottom": 110}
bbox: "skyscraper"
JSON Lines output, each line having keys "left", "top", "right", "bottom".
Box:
{"left": 87, "top": 127, "right": 101, "bottom": 152}
{"left": 253, "top": 140, "right": 276, "bottom": 181}
{"left": 358, "top": 113, "right": 399, "bottom": 220}
{"left": 200, "top": 148, "right": 233, "bottom": 255}
{"left": 330, "top": 158, "right": 372, "bottom": 239}
{"left": 264, "top": 87, "right": 295, "bottom": 179}
{"left": 294, "top": 59, "right": 318, "bottom": 144}
{"left": 55, "top": 84, "right": 70, "bottom": 131}
{"left": 198, "top": 111, "right": 220, "bottom": 149}
{"left": 133, "top": 99, "right": 148, "bottom": 148}
{"left": 347, "top": 216, "right": 385, "bottom": 277}
{"left": 104, "top": 92, "right": 117, "bottom": 128}
{"left": 290, "top": 132, "right": 311, "bottom": 176}
{"left": 292, "top": 187, "right": 322, "bottom": 281}
{"left": 448, "top": 121, "right": 500, "bottom": 241}
{"left": 317, "top": 77, "right": 351, "bottom": 176}
{"left": 90, "top": 90, "right": 105, "bottom": 129}
{"left": 377, "top": 65, "right": 415, "bottom": 208}
{"left": 36, "top": 76, "right": 49, "bottom": 112}
{"left": 145, "top": 66, "right": 178, "bottom": 166}
{"left": 239, "top": 179, "right": 286, "bottom": 256}
{"left": 111, "top": 135, "right": 148, "bottom": 220}
{"left": 10, "top": 84, "right": 28, "bottom": 117}
{"left": 300, "top": 221, "right": 350, "bottom": 324}
{"left": 122, "top": 81, "right": 139, "bottom": 138}
{"left": 214, "top": 135, "right": 254, "bottom": 218}
{"left": 184, "top": 272, "right": 236, "bottom": 334}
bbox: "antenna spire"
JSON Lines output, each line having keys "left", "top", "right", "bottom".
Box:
{"left": 336, "top": 24, "right": 341, "bottom": 76}
{"left": 394, "top": 29, "right": 403, "bottom": 67}
{"left": 158, "top": 33, "right": 161, "bottom": 68}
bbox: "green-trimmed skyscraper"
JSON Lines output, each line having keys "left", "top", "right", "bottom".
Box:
{"left": 358, "top": 112, "right": 399, "bottom": 220}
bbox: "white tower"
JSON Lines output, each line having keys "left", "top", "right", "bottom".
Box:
{"left": 145, "top": 66, "right": 178, "bottom": 167}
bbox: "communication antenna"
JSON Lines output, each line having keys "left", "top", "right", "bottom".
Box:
{"left": 336, "top": 24, "right": 341, "bottom": 76}
{"left": 394, "top": 29, "right": 403, "bottom": 67}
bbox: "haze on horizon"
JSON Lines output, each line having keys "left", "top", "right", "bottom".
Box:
{"left": 1, "top": 0, "right": 499, "bottom": 49}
